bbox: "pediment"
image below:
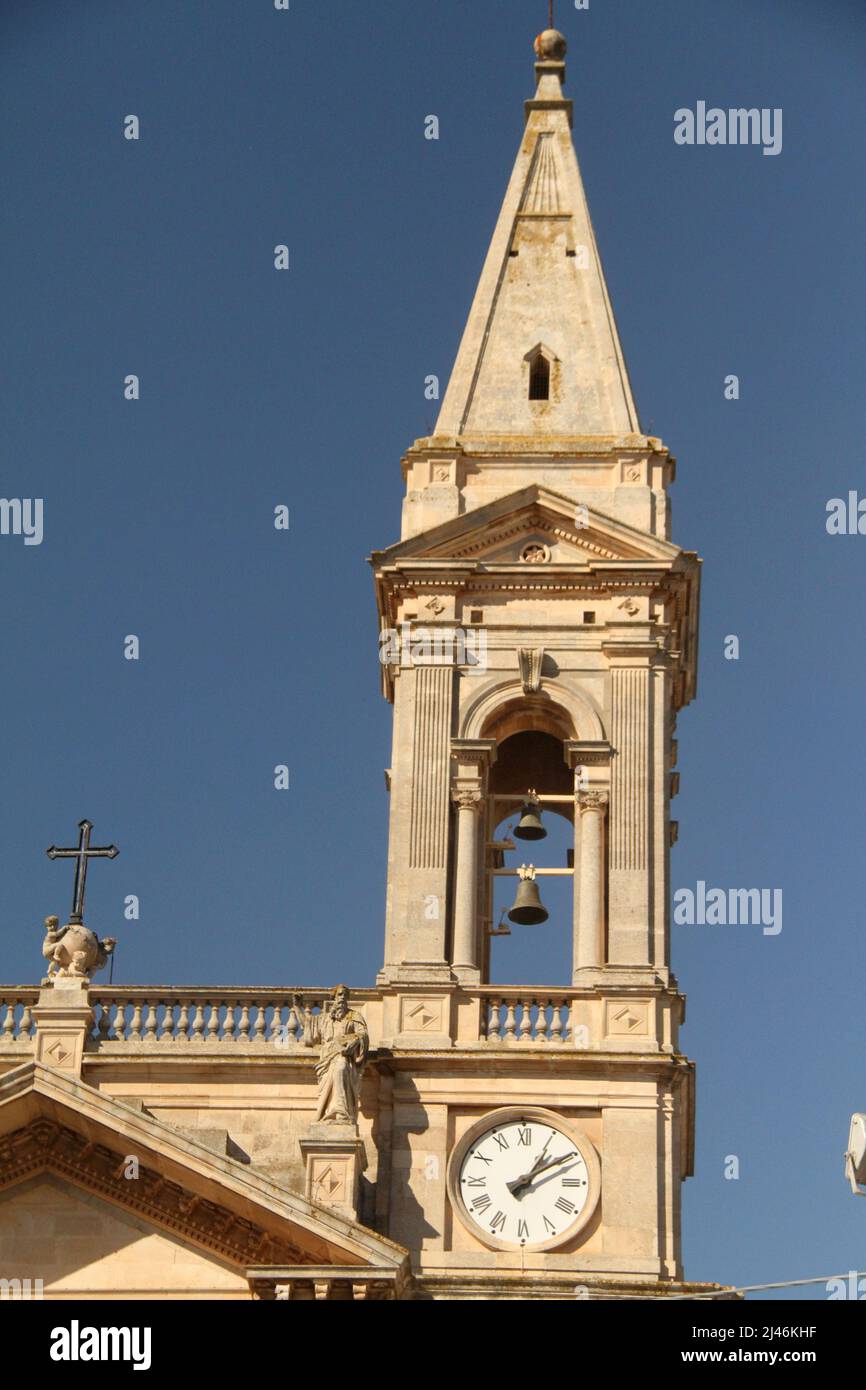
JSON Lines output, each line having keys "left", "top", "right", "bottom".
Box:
{"left": 0, "top": 1174, "right": 250, "bottom": 1296}
{"left": 0, "top": 1062, "right": 409, "bottom": 1299}
{"left": 373, "top": 485, "right": 681, "bottom": 571}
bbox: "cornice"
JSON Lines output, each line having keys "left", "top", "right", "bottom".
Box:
{"left": 403, "top": 435, "right": 673, "bottom": 461}
{"left": 378, "top": 569, "right": 678, "bottom": 594}
{"left": 373, "top": 1050, "right": 694, "bottom": 1079}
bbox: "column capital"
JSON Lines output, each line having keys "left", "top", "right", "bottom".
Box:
{"left": 451, "top": 788, "right": 483, "bottom": 812}
{"left": 578, "top": 790, "right": 609, "bottom": 815}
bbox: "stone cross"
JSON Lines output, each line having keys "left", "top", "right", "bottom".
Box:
{"left": 46, "top": 819, "right": 119, "bottom": 924}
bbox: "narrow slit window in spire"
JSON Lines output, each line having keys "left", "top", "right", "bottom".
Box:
{"left": 529, "top": 352, "right": 551, "bottom": 401}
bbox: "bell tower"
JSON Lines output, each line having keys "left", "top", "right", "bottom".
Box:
{"left": 368, "top": 27, "right": 706, "bottom": 1295}
{"left": 372, "top": 26, "right": 699, "bottom": 995}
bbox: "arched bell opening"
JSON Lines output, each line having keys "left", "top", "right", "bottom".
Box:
{"left": 450, "top": 691, "right": 608, "bottom": 987}
{"left": 481, "top": 730, "right": 576, "bottom": 986}
{"left": 481, "top": 695, "right": 574, "bottom": 747}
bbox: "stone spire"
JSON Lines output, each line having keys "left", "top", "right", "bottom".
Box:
{"left": 434, "top": 29, "right": 640, "bottom": 441}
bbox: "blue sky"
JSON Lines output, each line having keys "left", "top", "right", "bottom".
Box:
{"left": 2, "top": 0, "right": 865, "bottom": 1297}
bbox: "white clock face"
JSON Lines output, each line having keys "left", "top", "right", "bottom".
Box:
{"left": 456, "top": 1116, "right": 594, "bottom": 1250}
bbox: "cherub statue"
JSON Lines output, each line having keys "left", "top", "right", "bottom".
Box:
{"left": 41, "top": 914, "right": 117, "bottom": 984}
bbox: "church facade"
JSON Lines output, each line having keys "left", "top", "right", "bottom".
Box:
{"left": 0, "top": 29, "right": 728, "bottom": 1301}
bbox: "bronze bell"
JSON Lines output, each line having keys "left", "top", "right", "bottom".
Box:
{"left": 513, "top": 790, "right": 546, "bottom": 841}
{"left": 507, "top": 866, "right": 549, "bottom": 926}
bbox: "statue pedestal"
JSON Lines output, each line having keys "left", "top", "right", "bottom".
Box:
{"left": 32, "top": 979, "right": 92, "bottom": 1077}
{"left": 299, "top": 1124, "right": 366, "bottom": 1222}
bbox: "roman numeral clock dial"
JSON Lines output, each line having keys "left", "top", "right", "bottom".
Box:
{"left": 447, "top": 1109, "right": 601, "bottom": 1253}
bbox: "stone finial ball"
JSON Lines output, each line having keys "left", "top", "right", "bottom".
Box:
{"left": 534, "top": 29, "right": 567, "bottom": 61}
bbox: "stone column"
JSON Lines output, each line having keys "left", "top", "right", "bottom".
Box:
{"left": 564, "top": 741, "right": 611, "bottom": 984}
{"left": 449, "top": 739, "right": 497, "bottom": 986}
{"left": 576, "top": 791, "right": 608, "bottom": 975}
{"left": 451, "top": 790, "right": 482, "bottom": 974}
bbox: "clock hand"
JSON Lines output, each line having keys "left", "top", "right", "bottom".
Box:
{"left": 513, "top": 1151, "right": 578, "bottom": 1195}
{"left": 506, "top": 1135, "right": 554, "bottom": 1197}
{"left": 531, "top": 1150, "right": 577, "bottom": 1179}
{"left": 514, "top": 1136, "right": 552, "bottom": 1186}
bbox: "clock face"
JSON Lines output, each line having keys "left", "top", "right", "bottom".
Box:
{"left": 454, "top": 1114, "right": 596, "bottom": 1251}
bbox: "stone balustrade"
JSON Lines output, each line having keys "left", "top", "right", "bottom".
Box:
{"left": 87, "top": 988, "right": 378, "bottom": 1046}
{"left": 0, "top": 986, "right": 578, "bottom": 1053}
{"left": 0, "top": 991, "right": 38, "bottom": 1043}
{"left": 480, "top": 991, "right": 572, "bottom": 1044}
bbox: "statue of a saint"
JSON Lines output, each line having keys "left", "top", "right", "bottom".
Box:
{"left": 294, "top": 985, "right": 369, "bottom": 1125}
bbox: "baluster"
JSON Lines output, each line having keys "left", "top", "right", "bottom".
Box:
{"left": 191, "top": 1002, "right": 205, "bottom": 1042}
{"left": 532, "top": 998, "right": 546, "bottom": 1043}
{"left": 143, "top": 1001, "right": 158, "bottom": 1043}
{"left": 206, "top": 1001, "right": 221, "bottom": 1042}
{"left": 177, "top": 1000, "right": 190, "bottom": 1042}
{"left": 2, "top": 1001, "right": 15, "bottom": 1041}
{"left": 486, "top": 997, "right": 501, "bottom": 1042}
{"left": 97, "top": 1001, "right": 112, "bottom": 1041}
{"left": 270, "top": 1002, "right": 284, "bottom": 1044}
{"left": 519, "top": 998, "right": 533, "bottom": 1043}
{"left": 19, "top": 1003, "right": 33, "bottom": 1039}
{"left": 223, "top": 1003, "right": 236, "bottom": 1042}
{"left": 285, "top": 1004, "right": 299, "bottom": 1044}
{"left": 252, "top": 1002, "right": 266, "bottom": 1042}
{"left": 129, "top": 1002, "right": 143, "bottom": 1042}
{"left": 159, "top": 1000, "right": 175, "bottom": 1041}
{"left": 237, "top": 1004, "right": 251, "bottom": 1043}
{"left": 502, "top": 1000, "right": 517, "bottom": 1041}
{"left": 549, "top": 1001, "right": 564, "bottom": 1045}
{"left": 113, "top": 1001, "right": 127, "bottom": 1040}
